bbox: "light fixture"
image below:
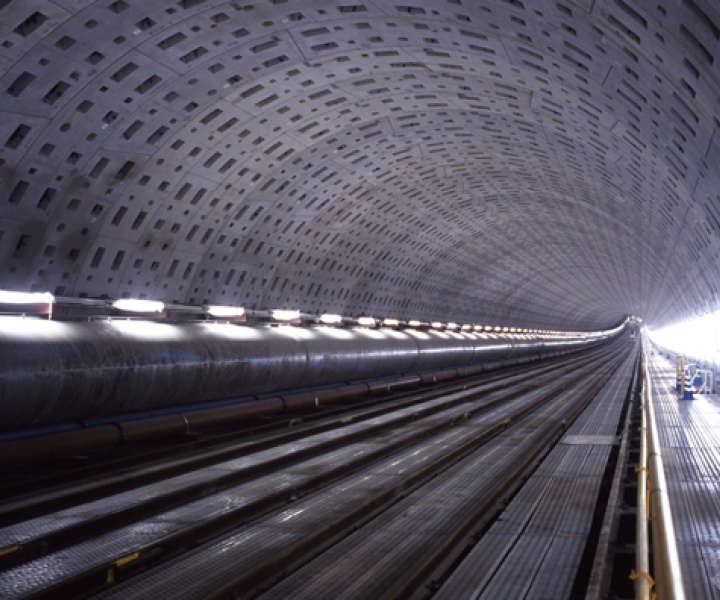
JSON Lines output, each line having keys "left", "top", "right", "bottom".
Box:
{"left": 0, "top": 290, "right": 55, "bottom": 304}
{"left": 357, "top": 316, "right": 376, "bottom": 327}
{"left": 0, "top": 290, "right": 55, "bottom": 319}
{"left": 461, "top": 324, "right": 472, "bottom": 331}
{"left": 474, "top": 325, "right": 484, "bottom": 332}
{"left": 382, "top": 318, "right": 400, "bottom": 327}
{"left": 447, "top": 322, "right": 459, "bottom": 330}
{"left": 408, "top": 319, "right": 423, "bottom": 328}
{"left": 272, "top": 309, "right": 300, "bottom": 322}
{"left": 113, "top": 298, "right": 165, "bottom": 313}
{"left": 485, "top": 325, "right": 494, "bottom": 332}
{"left": 320, "top": 313, "right": 343, "bottom": 325}
{"left": 207, "top": 305, "right": 245, "bottom": 318}
{"left": 431, "top": 321, "right": 443, "bottom": 329}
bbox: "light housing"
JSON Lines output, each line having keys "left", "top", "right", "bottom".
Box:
{"left": 272, "top": 309, "right": 301, "bottom": 322}
{"left": 0, "top": 290, "right": 55, "bottom": 319}
{"left": 112, "top": 299, "right": 165, "bottom": 313}
{"left": 407, "top": 319, "right": 423, "bottom": 328}
{"left": 357, "top": 316, "right": 377, "bottom": 327}
{"left": 207, "top": 305, "right": 246, "bottom": 318}
{"left": 382, "top": 318, "right": 400, "bottom": 328}
{"left": 0, "top": 290, "right": 55, "bottom": 304}
{"left": 320, "top": 313, "right": 343, "bottom": 325}
{"left": 431, "top": 321, "right": 444, "bottom": 329}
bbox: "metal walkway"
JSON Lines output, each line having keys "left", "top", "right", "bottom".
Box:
{"left": 648, "top": 354, "right": 720, "bottom": 600}
{"left": 434, "top": 347, "right": 637, "bottom": 598}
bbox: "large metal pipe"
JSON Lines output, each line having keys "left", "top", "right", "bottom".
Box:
{"left": 0, "top": 316, "right": 614, "bottom": 433}
{"left": 0, "top": 349, "right": 591, "bottom": 469}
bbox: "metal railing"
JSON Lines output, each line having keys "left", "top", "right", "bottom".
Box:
{"left": 634, "top": 348, "right": 686, "bottom": 599}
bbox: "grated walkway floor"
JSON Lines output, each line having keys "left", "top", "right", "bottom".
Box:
{"left": 434, "top": 346, "right": 637, "bottom": 599}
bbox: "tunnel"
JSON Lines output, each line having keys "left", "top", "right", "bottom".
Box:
{"left": 1, "top": 1, "right": 719, "bottom": 599}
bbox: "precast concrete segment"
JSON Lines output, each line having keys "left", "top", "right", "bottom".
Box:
{"left": 0, "top": 1, "right": 719, "bottom": 331}
{"left": 0, "top": 317, "right": 610, "bottom": 431}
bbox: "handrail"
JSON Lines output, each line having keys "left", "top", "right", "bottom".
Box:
{"left": 635, "top": 348, "right": 686, "bottom": 600}
{"left": 633, "top": 368, "right": 651, "bottom": 599}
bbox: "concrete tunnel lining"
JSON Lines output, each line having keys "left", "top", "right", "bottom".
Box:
{"left": 0, "top": 0, "right": 718, "bottom": 332}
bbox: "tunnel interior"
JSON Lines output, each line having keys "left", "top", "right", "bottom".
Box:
{"left": 2, "top": 6, "right": 718, "bottom": 596}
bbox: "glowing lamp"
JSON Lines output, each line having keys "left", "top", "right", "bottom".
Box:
{"left": 272, "top": 309, "right": 300, "bottom": 321}
{"left": 112, "top": 299, "right": 164, "bottom": 313}
{"left": 320, "top": 313, "right": 343, "bottom": 325}
{"left": 0, "top": 290, "right": 55, "bottom": 304}
{"left": 207, "top": 305, "right": 245, "bottom": 318}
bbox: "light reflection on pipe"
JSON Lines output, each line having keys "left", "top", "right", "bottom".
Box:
{"left": 106, "top": 319, "right": 182, "bottom": 340}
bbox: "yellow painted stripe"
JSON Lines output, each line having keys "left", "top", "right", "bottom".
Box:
{"left": 115, "top": 552, "right": 140, "bottom": 567}
{"left": 0, "top": 545, "right": 20, "bottom": 557}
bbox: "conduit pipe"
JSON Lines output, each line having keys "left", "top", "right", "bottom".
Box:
{"left": 0, "top": 360, "right": 515, "bottom": 469}
{"left": 0, "top": 318, "right": 614, "bottom": 432}
{"left": 0, "top": 319, "right": 620, "bottom": 468}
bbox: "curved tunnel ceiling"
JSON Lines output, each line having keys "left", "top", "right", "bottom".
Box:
{"left": 1, "top": 0, "right": 719, "bottom": 331}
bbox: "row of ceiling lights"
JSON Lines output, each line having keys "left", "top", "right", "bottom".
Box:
{"left": 0, "top": 290, "right": 599, "bottom": 336}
